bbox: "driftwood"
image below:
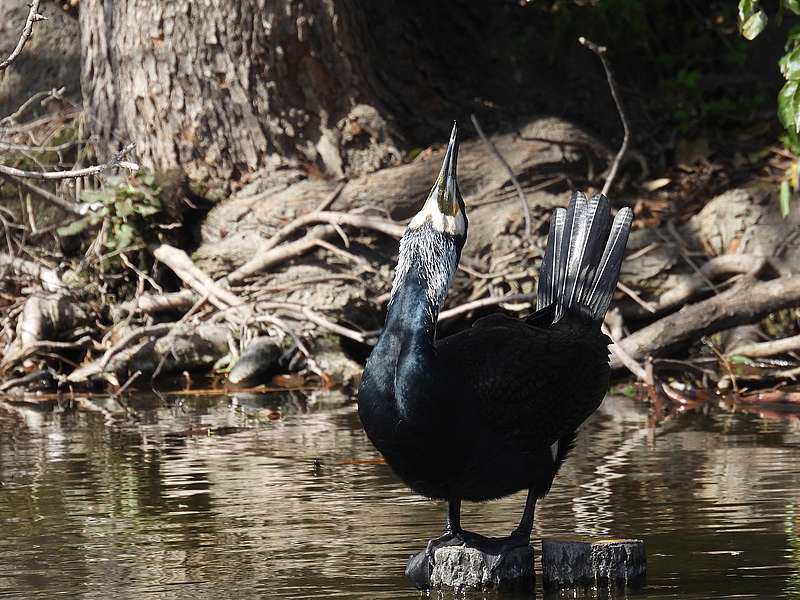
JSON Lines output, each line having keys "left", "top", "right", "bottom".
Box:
{"left": 618, "top": 186, "right": 800, "bottom": 318}
{"left": 728, "top": 334, "right": 800, "bottom": 358}
{"left": 0, "top": 252, "right": 62, "bottom": 291}
{"left": 611, "top": 275, "right": 800, "bottom": 368}
{"left": 153, "top": 244, "right": 243, "bottom": 313}
{"left": 1, "top": 294, "right": 88, "bottom": 371}
{"left": 196, "top": 117, "right": 610, "bottom": 279}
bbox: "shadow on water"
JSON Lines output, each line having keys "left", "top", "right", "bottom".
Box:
{"left": 0, "top": 390, "right": 799, "bottom": 599}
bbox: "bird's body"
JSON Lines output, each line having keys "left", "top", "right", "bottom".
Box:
{"left": 357, "top": 123, "right": 632, "bottom": 587}
{"left": 360, "top": 305, "right": 609, "bottom": 502}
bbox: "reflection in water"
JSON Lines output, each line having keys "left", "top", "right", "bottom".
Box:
{"left": 0, "top": 391, "right": 799, "bottom": 599}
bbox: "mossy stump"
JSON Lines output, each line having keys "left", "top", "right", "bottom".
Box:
{"left": 541, "top": 538, "right": 646, "bottom": 590}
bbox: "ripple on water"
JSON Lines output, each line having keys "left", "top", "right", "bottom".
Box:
{"left": 0, "top": 394, "right": 799, "bottom": 599}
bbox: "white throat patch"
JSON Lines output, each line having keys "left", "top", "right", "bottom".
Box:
{"left": 407, "top": 194, "right": 466, "bottom": 237}
{"left": 389, "top": 222, "right": 461, "bottom": 313}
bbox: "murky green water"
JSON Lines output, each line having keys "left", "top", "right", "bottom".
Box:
{"left": 0, "top": 390, "right": 799, "bottom": 599}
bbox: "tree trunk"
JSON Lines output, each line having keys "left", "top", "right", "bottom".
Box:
{"left": 79, "top": 0, "right": 402, "bottom": 199}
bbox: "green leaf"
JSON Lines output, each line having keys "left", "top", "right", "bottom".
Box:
{"left": 114, "top": 198, "right": 135, "bottom": 218}
{"left": 780, "top": 47, "right": 800, "bottom": 80}
{"left": 739, "top": 0, "right": 768, "bottom": 40}
{"left": 729, "top": 355, "right": 756, "bottom": 366}
{"left": 115, "top": 223, "right": 136, "bottom": 249}
{"left": 56, "top": 216, "right": 92, "bottom": 237}
{"left": 134, "top": 204, "right": 160, "bottom": 217}
{"left": 79, "top": 189, "right": 112, "bottom": 204}
{"left": 778, "top": 80, "right": 800, "bottom": 133}
{"left": 784, "top": 0, "right": 800, "bottom": 15}
{"left": 780, "top": 179, "right": 792, "bottom": 217}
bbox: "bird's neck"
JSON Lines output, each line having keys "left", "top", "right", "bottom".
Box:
{"left": 385, "top": 271, "right": 438, "bottom": 346}
{"left": 378, "top": 273, "right": 438, "bottom": 421}
{"left": 367, "top": 223, "right": 461, "bottom": 421}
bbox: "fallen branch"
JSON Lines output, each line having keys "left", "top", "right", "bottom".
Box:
{"left": 439, "top": 293, "right": 535, "bottom": 322}
{"left": 579, "top": 36, "right": 630, "bottom": 196}
{"left": 0, "top": 252, "right": 62, "bottom": 291}
{"left": 470, "top": 114, "right": 533, "bottom": 237}
{"left": 153, "top": 244, "right": 244, "bottom": 313}
{"left": 260, "top": 209, "right": 405, "bottom": 255}
{"left": 5, "top": 335, "right": 93, "bottom": 367}
{"left": 225, "top": 226, "right": 334, "bottom": 284}
{"left": 611, "top": 274, "right": 800, "bottom": 369}
{"left": 116, "top": 290, "right": 196, "bottom": 317}
{"left": 0, "top": 143, "right": 139, "bottom": 180}
{"left": 1, "top": 294, "right": 88, "bottom": 372}
{"left": 728, "top": 334, "right": 800, "bottom": 358}
{"left": 0, "top": 0, "right": 45, "bottom": 72}
{"left": 0, "top": 139, "right": 77, "bottom": 153}
{"left": 0, "top": 88, "right": 66, "bottom": 127}
{"left": 623, "top": 254, "right": 766, "bottom": 318}
{"left": 257, "top": 301, "right": 375, "bottom": 344}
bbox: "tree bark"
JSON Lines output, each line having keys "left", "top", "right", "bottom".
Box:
{"left": 79, "top": 0, "right": 402, "bottom": 199}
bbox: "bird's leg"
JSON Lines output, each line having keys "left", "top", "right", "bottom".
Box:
{"left": 444, "top": 498, "right": 462, "bottom": 534}
{"left": 509, "top": 488, "right": 537, "bottom": 543}
{"left": 406, "top": 499, "right": 463, "bottom": 589}
{"left": 425, "top": 499, "right": 463, "bottom": 552}
{"left": 436, "top": 499, "right": 496, "bottom": 548}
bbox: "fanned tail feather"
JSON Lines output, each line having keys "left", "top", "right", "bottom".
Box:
{"left": 536, "top": 191, "right": 633, "bottom": 323}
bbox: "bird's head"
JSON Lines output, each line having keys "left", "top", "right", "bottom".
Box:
{"left": 407, "top": 122, "right": 468, "bottom": 243}
{"left": 391, "top": 123, "right": 468, "bottom": 312}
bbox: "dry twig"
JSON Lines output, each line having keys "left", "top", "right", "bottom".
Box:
{"left": 0, "top": 252, "right": 62, "bottom": 291}
{"left": 728, "top": 334, "right": 800, "bottom": 359}
{"left": 0, "top": 0, "right": 46, "bottom": 72}
{"left": 438, "top": 293, "right": 536, "bottom": 322}
{"left": 470, "top": 114, "right": 533, "bottom": 237}
{"left": 578, "top": 37, "right": 630, "bottom": 196}
{"left": 611, "top": 274, "right": 800, "bottom": 369}
{"left": 602, "top": 323, "right": 651, "bottom": 384}
{"left": 153, "top": 245, "right": 244, "bottom": 314}
{"left": 0, "top": 143, "right": 139, "bottom": 180}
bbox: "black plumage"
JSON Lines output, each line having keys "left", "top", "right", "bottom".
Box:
{"left": 357, "top": 123, "right": 633, "bottom": 585}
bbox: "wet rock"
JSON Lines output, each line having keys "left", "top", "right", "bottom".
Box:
{"left": 228, "top": 337, "right": 282, "bottom": 385}
{"left": 0, "top": 369, "right": 58, "bottom": 395}
{"left": 145, "top": 324, "right": 230, "bottom": 374}
{"left": 541, "top": 538, "right": 646, "bottom": 590}
{"left": 68, "top": 324, "right": 230, "bottom": 384}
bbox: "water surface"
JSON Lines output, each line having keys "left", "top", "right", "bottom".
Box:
{"left": 0, "top": 390, "right": 799, "bottom": 599}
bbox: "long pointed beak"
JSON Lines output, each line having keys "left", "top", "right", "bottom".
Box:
{"left": 433, "top": 122, "right": 460, "bottom": 216}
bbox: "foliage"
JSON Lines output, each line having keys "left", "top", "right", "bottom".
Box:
{"left": 58, "top": 175, "right": 162, "bottom": 250}
{"left": 549, "top": 1, "right": 767, "bottom": 137}
{"left": 738, "top": 0, "right": 800, "bottom": 214}
{"left": 56, "top": 175, "right": 168, "bottom": 295}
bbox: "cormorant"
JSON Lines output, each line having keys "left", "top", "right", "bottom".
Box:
{"left": 357, "top": 123, "right": 633, "bottom": 587}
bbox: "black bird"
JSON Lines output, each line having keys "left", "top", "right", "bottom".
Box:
{"left": 357, "top": 123, "right": 632, "bottom": 586}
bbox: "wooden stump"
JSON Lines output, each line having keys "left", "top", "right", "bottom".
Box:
{"left": 428, "top": 544, "right": 534, "bottom": 592}
{"left": 541, "top": 538, "right": 646, "bottom": 590}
